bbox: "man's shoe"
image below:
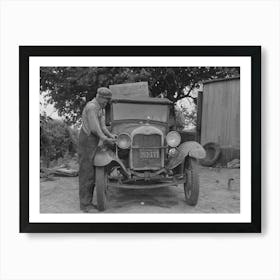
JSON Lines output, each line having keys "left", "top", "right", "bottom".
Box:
{"left": 80, "top": 204, "right": 98, "bottom": 213}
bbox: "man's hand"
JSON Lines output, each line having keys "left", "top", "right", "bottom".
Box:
{"left": 104, "top": 137, "right": 116, "bottom": 146}
{"left": 110, "top": 133, "right": 118, "bottom": 140}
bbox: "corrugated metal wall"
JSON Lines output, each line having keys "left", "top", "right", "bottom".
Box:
{"left": 201, "top": 78, "right": 240, "bottom": 149}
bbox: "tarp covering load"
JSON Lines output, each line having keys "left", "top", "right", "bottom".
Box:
{"left": 109, "top": 82, "right": 149, "bottom": 99}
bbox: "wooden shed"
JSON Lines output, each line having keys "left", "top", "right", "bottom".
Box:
{"left": 197, "top": 76, "right": 240, "bottom": 164}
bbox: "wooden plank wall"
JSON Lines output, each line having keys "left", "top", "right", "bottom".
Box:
{"left": 201, "top": 79, "right": 240, "bottom": 149}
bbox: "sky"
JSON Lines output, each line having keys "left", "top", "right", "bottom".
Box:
{"left": 40, "top": 92, "right": 61, "bottom": 119}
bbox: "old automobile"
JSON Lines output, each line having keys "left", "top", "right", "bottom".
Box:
{"left": 93, "top": 96, "right": 206, "bottom": 211}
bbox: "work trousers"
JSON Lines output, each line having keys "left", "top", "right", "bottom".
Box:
{"left": 78, "top": 129, "right": 99, "bottom": 209}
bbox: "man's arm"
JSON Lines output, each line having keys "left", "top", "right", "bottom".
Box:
{"left": 100, "top": 112, "right": 116, "bottom": 139}
{"left": 87, "top": 106, "right": 108, "bottom": 141}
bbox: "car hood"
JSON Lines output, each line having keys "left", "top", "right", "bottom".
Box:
{"left": 112, "top": 122, "right": 167, "bottom": 136}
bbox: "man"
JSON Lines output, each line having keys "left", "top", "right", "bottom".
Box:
{"left": 78, "top": 87, "right": 116, "bottom": 213}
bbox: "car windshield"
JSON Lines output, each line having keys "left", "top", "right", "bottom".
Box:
{"left": 112, "top": 103, "right": 169, "bottom": 122}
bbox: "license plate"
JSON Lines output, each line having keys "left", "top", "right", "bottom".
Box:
{"left": 139, "top": 149, "right": 160, "bottom": 159}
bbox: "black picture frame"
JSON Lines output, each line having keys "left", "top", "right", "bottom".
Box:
{"left": 20, "top": 46, "right": 261, "bottom": 233}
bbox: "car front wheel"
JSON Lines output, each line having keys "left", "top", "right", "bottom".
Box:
{"left": 184, "top": 157, "right": 199, "bottom": 206}
{"left": 95, "top": 166, "right": 107, "bottom": 211}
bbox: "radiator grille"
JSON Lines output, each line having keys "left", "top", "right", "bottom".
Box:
{"left": 131, "top": 134, "right": 162, "bottom": 170}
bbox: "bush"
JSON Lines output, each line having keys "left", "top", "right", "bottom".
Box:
{"left": 40, "top": 114, "right": 77, "bottom": 167}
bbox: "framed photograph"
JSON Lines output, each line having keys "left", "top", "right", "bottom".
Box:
{"left": 20, "top": 46, "right": 261, "bottom": 233}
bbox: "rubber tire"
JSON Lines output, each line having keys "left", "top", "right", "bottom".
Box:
{"left": 200, "top": 142, "right": 221, "bottom": 167}
{"left": 184, "top": 157, "right": 199, "bottom": 206}
{"left": 95, "top": 166, "right": 107, "bottom": 211}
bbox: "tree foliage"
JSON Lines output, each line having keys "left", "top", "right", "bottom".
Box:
{"left": 40, "top": 113, "right": 77, "bottom": 167}
{"left": 174, "top": 95, "right": 199, "bottom": 129}
{"left": 40, "top": 67, "right": 239, "bottom": 124}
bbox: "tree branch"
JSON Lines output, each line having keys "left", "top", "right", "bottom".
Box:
{"left": 175, "top": 82, "right": 196, "bottom": 102}
{"left": 185, "top": 83, "right": 196, "bottom": 98}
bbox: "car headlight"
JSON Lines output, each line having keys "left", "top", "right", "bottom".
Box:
{"left": 117, "top": 133, "right": 131, "bottom": 149}
{"left": 168, "top": 147, "right": 178, "bottom": 156}
{"left": 166, "top": 131, "right": 181, "bottom": 147}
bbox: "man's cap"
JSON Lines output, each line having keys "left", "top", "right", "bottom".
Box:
{"left": 97, "top": 87, "right": 112, "bottom": 99}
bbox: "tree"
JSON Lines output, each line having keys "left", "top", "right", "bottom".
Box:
{"left": 175, "top": 98, "right": 197, "bottom": 129}
{"left": 40, "top": 113, "right": 75, "bottom": 167}
{"left": 40, "top": 67, "right": 239, "bottom": 124}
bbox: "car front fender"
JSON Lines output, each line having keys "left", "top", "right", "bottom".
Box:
{"left": 93, "top": 146, "right": 115, "bottom": 166}
{"left": 93, "top": 146, "right": 130, "bottom": 177}
{"left": 166, "top": 141, "right": 206, "bottom": 170}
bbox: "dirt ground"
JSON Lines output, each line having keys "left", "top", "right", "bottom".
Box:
{"left": 40, "top": 166, "right": 240, "bottom": 213}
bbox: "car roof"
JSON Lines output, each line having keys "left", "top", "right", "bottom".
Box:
{"left": 111, "top": 97, "right": 173, "bottom": 105}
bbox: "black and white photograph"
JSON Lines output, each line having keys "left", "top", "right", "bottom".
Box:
{"left": 3, "top": 0, "right": 280, "bottom": 279}
{"left": 20, "top": 46, "right": 260, "bottom": 232}
{"left": 39, "top": 66, "right": 241, "bottom": 214}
